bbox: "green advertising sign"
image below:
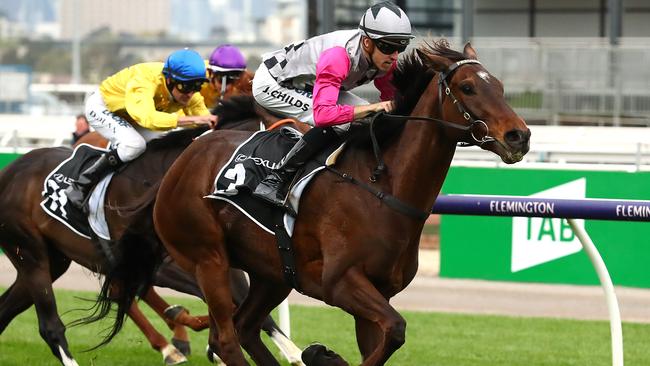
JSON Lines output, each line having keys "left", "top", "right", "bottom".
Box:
{"left": 439, "top": 167, "right": 650, "bottom": 288}
{"left": 0, "top": 153, "right": 21, "bottom": 168}
{"left": 0, "top": 153, "right": 22, "bottom": 255}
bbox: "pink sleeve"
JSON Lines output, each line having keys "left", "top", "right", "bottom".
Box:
{"left": 312, "top": 47, "right": 355, "bottom": 127}
{"left": 373, "top": 62, "right": 397, "bottom": 101}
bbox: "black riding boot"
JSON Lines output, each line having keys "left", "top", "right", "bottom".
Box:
{"left": 65, "top": 149, "right": 123, "bottom": 210}
{"left": 253, "top": 127, "right": 339, "bottom": 207}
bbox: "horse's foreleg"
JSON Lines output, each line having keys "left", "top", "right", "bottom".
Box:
{"left": 327, "top": 269, "right": 406, "bottom": 366}
{"left": 234, "top": 277, "right": 293, "bottom": 366}
{"left": 229, "top": 260, "right": 302, "bottom": 363}
{"left": 127, "top": 299, "right": 187, "bottom": 365}
{"left": 141, "top": 288, "right": 196, "bottom": 356}
{"left": 196, "top": 254, "right": 249, "bottom": 366}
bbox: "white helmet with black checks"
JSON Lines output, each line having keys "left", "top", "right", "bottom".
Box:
{"left": 358, "top": 1, "right": 414, "bottom": 41}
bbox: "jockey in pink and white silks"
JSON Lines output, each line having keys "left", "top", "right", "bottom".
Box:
{"left": 65, "top": 49, "right": 216, "bottom": 211}
{"left": 251, "top": 1, "right": 414, "bottom": 208}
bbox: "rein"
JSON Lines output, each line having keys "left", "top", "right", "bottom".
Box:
{"left": 266, "top": 118, "right": 295, "bottom": 131}
{"left": 327, "top": 59, "right": 496, "bottom": 221}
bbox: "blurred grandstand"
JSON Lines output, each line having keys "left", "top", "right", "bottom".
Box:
{"left": 0, "top": 0, "right": 648, "bottom": 168}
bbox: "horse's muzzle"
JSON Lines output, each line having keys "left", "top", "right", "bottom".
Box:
{"left": 504, "top": 128, "right": 531, "bottom": 155}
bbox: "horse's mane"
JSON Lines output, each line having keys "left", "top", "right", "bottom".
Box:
{"left": 393, "top": 39, "right": 464, "bottom": 114}
{"left": 347, "top": 39, "right": 465, "bottom": 147}
{"left": 145, "top": 126, "right": 210, "bottom": 152}
{"left": 211, "top": 96, "right": 258, "bottom": 130}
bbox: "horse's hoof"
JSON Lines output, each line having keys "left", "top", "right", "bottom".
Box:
{"left": 172, "top": 338, "right": 191, "bottom": 356}
{"left": 163, "top": 304, "right": 187, "bottom": 321}
{"left": 161, "top": 344, "right": 187, "bottom": 366}
{"left": 302, "top": 344, "right": 348, "bottom": 366}
{"left": 206, "top": 344, "right": 226, "bottom": 365}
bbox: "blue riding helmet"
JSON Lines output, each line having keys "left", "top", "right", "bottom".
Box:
{"left": 162, "top": 49, "right": 208, "bottom": 82}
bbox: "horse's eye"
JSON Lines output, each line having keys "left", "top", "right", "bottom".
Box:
{"left": 460, "top": 84, "right": 474, "bottom": 95}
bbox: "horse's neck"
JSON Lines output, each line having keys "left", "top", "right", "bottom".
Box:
{"left": 126, "top": 147, "right": 183, "bottom": 180}
{"left": 384, "top": 81, "right": 457, "bottom": 212}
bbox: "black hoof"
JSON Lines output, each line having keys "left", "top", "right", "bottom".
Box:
{"left": 172, "top": 338, "right": 191, "bottom": 356}
{"left": 302, "top": 344, "right": 348, "bottom": 366}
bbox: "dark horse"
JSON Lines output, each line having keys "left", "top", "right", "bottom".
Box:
{"left": 0, "top": 97, "right": 307, "bottom": 366}
{"left": 98, "top": 41, "right": 530, "bottom": 365}
{"left": 73, "top": 96, "right": 308, "bottom": 364}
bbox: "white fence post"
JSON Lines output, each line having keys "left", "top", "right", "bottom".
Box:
{"left": 278, "top": 298, "right": 291, "bottom": 338}
{"left": 567, "top": 219, "right": 624, "bottom": 366}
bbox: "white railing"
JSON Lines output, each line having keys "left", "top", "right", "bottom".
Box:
{"left": 0, "top": 114, "right": 74, "bottom": 153}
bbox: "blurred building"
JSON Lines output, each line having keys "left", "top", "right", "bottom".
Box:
{"left": 170, "top": 0, "right": 214, "bottom": 41}
{"left": 0, "top": 0, "right": 58, "bottom": 38}
{"left": 259, "top": 0, "right": 306, "bottom": 45}
{"left": 311, "top": 0, "right": 650, "bottom": 42}
{"left": 472, "top": 0, "right": 648, "bottom": 39}
{"left": 59, "top": 0, "right": 170, "bottom": 40}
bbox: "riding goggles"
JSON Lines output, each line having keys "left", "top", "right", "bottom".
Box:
{"left": 373, "top": 38, "right": 409, "bottom": 55}
{"left": 174, "top": 79, "right": 205, "bottom": 94}
{"left": 210, "top": 70, "right": 242, "bottom": 83}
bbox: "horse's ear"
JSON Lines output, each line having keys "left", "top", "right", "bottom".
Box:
{"left": 463, "top": 42, "right": 478, "bottom": 60}
{"left": 416, "top": 48, "right": 452, "bottom": 73}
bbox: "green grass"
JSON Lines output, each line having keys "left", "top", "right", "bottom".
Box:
{"left": 1, "top": 288, "right": 649, "bottom": 365}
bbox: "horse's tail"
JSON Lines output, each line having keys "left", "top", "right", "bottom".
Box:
{"left": 72, "top": 183, "right": 162, "bottom": 349}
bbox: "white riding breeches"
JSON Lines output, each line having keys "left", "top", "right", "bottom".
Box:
{"left": 85, "top": 89, "right": 165, "bottom": 162}
{"left": 252, "top": 64, "right": 369, "bottom": 135}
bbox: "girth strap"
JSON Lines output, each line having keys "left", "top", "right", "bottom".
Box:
{"left": 273, "top": 212, "right": 303, "bottom": 293}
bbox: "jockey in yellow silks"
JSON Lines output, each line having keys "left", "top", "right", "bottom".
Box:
{"left": 65, "top": 48, "right": 216, "bottom": 211}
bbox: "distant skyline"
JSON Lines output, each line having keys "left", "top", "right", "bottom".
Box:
{"left": 0, "top": 0, "right": 297, "bottom": 43}
{"left": 0, "top": 0, "right": 56, "bottom": 22}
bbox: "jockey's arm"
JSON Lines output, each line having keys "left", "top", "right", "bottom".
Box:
{"left": 179, "top": 92, "right": 217, "bottom": 128}
{"left": 353, "top": 101, "right": 394, "bottom": 119}
{"left": 124, "top": 76, "right": 179, "bottom": 130}
{"left": 312, "top": 47, "right": 394, "bottom": 127}
{"left": 177, "top": 115, "right": 217, "bottom": 128}
{"left": 356, "top": 61, "right": 397, "bottom": 117}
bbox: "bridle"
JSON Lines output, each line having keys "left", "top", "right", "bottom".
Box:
{"left": 365, "top": 59, "right": 497, "bottom": 182}
{"left": 326, "top": 59, "right": 499, "bottom": 221}
{"left": 437, "top": 59, "right": 495, "bottom": 146}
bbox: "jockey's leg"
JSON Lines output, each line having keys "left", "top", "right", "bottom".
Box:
{"left": 65, "top": 89, "right": 145, "bottom": 211}
{"left": 65, "top": 149, "right": 123, "bottom": 210}
{"left": 253, "top": 126, "right": 340, "bottom": 207}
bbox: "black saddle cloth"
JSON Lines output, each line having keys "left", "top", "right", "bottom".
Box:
{"left": 40, "top": 144, "right": 108, "bottom": 238}
{"left": 209, "top": 127, "right": 340, "bottom": 234}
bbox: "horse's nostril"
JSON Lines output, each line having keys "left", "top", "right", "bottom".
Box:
{"left": 505, "top": 129, "right": 529, "bottom": 148}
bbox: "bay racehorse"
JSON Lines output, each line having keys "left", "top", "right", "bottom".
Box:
{"left": 0, "top": 97, "right": 308, "bottom": 366}
{"left": 74, "top": 68, "right": 307, "bottom": 365}
{"left": 96, "top": 40, "right": 530, "bottom": 365}
{"left": 73, "top": 95, "right": 308, "bottom": 365}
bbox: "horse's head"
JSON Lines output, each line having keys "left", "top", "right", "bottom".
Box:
{"left": 416, "top": 42, "right": 530, "bottom": 164}
{"left": 225, "top": 69, "right": 254, "bottom": 98}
